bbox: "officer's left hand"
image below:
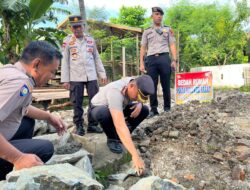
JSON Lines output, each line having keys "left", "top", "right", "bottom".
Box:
{"left": 130, "top": 103, "right": 142, "bottom": 118}
{"left": 100, "top": 78, "right": 107, "bottom": 84}
{"left": 48, "top": 114, "right": 67, "bottom": 136}
{"left": 171, "top": 60, "right": 176, "bottom": 71}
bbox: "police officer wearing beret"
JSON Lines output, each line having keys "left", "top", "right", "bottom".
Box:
{"left": 140, "top": 7, "right": 177, "bottom": 117}
{"left": 61, "top": 15, "right": 107, "bottom": 136}
{"left": 0, "top": 41, "right": 67, "bottom": 180}
{"left": 90, "top": 75, "right": 154, "bottom": 175}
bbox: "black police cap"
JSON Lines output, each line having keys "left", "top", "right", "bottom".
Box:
{"left": 68, "top": 15, "right": 83, "bottom": 26}
{"left": 135, "top": 75, "right": 154, "bottom": 102}
{"left": 152, "top": 7, "right": 164, "bottom": 15}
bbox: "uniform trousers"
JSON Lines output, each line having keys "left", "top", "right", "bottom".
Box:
{"left": 0, "top": 116, "right": 54, "bottom": 180}
{"left": 146, "top": 53, "right": 172, "bottom": 111}
{"left": 90, "top": 103, "right": 149, "bottom": 141}
{"left": 70, "top": 80, "right": 99, "bottom": 126}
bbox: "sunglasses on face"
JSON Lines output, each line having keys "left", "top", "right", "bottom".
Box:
{"left": 137, "top": 89, "right": 149, "bottom": 103}
{"left": 72, "top": 25, "right": 82, "bottom": 29}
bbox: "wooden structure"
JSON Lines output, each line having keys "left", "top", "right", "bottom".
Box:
{"left": 32, "top": 18, "right": 144, "bottom": 109}
{"left": 57, "top": 18, "right": 143, "bottom": 37}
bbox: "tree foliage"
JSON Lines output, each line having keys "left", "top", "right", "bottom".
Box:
{"left": 165, "top": 0, "right": 250, "bottom": 70}
{"left": 0, "top": 0, "right": 68, "bottom": 64}
{"left": 110, "top": 6, "right": 147, "bottom": 27}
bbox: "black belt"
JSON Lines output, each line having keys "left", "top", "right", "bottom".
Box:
{"left": 148, "top": 52, "right": 169, "bottom": 57}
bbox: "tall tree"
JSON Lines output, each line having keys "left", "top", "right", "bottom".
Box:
{"left": 165, "top": 0, "right": 250, "bottom": 71}
{"left": 78, "top": 0, "right": 87, "bottom": 32}
{"left": 0, "top": 0, "right": 68, "bottom": 64}
{"left": 87, "top": 6, "right": 108, "bottom": 21}
{"left": 110, "top": 6, "right": 147, "bottom": 27}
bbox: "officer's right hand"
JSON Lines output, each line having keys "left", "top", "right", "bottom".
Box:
{"left": 132, "top": 155, "right": 145, "bottom": 176}
{"left": 100, "top": 78, "right": 107, "bottom": 84}
{"left": 63, "top": 83, "right": 70, "bottom": 90}
{"left": 13, "top": 153, "right": 43, "bottom": 170}
{"left": 139, "top": 64, "right": 146, "bottom": 73}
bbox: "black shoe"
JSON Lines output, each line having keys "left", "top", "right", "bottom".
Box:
{"left": 76, "top": 124, "right": 85, "bottom": 136}
{"left": 164, "top": 108, "right": 170, "bottom": 112}
{"left": 147, "top": 110, "right": 159, "bottom": 118}
{"left": 87, "top": 125, "right": 103, "bottom": 133}
{"left": 107, "top": 139, "right": 123, "bottom": 154}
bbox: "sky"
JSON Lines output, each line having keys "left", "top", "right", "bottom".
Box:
{"left": 38, "top": 0, "right": 245, "bottom": 28}
{"left": 69, "top": 0, "right": 234, "bottom": 17}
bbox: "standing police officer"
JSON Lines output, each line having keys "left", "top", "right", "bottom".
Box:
{"left": 61, "top": 15, "right": 107, "bottom": 136}
{"left": 140, "top": 7, "right": 177, "bottom": 117}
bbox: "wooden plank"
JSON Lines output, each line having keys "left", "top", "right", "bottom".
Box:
{"left": 32, "top": 87, "right": 89, "bottom": 102}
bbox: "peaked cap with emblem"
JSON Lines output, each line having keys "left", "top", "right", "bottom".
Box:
{"left": 152, "top": 7, "right": 164, "bottom": 15}
{"left": 69, "top": 15, "right": 83, "bottom": 26}
{"left": 134, "top": 75, "right": 154, "bottom": 103}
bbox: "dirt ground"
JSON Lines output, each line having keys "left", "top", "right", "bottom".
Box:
{"left": 134, "top": 90, "right": 250, "bottom": 190}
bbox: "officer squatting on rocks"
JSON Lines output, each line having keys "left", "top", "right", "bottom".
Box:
{"left": 90, "top": 75, "right": 155, "bottom": 175}
{"left": 140, "top": 7, "right": 177, "bottom": 117}
{"left": 0, "top": 41, "right": 67, "bottom": 180}
{"left": 61, "top": 15, "right": 107, "bottom": 136}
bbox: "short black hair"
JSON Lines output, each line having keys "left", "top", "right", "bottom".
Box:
{"left": 20, "top": 41, "right": 62, "bottom": 65}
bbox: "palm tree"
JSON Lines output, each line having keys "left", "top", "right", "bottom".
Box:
{"left": 0, "top": 0, "right": 69, "bottom": 64}
{"left": 78, "top": 0, "right": 88, "bottom": 32}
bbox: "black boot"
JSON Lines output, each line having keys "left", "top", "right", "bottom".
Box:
{"left": 147, "top": 109, "right": 159, "bottom": 118}
{"left": 107, "top": 139, "right": 123, "bottom": 154}
{"left": 76, "top": 124, "right": 85, "bottom": 136}
{"left": 87, "top": 125, "right": 103, "bottom": 133}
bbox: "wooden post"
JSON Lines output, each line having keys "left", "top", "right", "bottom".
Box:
{"left": 100, "top": 40, "right": 103, "bottom": 54}
{"left": 122, "top": 46, "right": 126, "bottom": 77}
{"left": 136, "top": 33, "right": 139, "bottom": 75}
{"left": 177, "top": 30, "right": 180, "bottom": 73}
{"left": 111, "top": 41, "right": 115, "bottom": 81}
{"left": 78, "top": 0, "right": 88, "bottom": 32}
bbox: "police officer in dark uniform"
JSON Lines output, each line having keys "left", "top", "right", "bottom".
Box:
{"left": 140, "top": 7, "right": 177, "bottom": 117}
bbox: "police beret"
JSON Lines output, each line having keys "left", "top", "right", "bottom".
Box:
{"left": 135, "top": 75, "right": 154, "bottom": 102}
{"left": 152, "top": 7, "right": 164, "bottom": 15}
{"left": 68, "top": 15, "right": 83, "bottom": 26}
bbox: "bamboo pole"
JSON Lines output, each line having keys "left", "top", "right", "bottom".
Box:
{"left": 122, "top": 46, "right": 126, "bottom": 77}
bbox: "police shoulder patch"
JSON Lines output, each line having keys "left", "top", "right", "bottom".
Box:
{"left": 20, "top": 84, "right": 30, "bottom": 97}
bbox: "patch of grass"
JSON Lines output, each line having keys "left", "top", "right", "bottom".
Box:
{"left": 95, "top": 169, "right": 110, "bottom": 187}
{"left": 94, "top": 153, "right": 131, "bottom": 188}
{"left": 240, "top": 85, "right": 250, "bottom": 92}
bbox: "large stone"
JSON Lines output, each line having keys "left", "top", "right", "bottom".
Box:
{"left": 213, "top": 152, "right": 224, "bottom": 162}
{"left": 108, "top": 168, "right": 137, "bottom": 183}
{"left": 232, "top": 165, "right": 246, "bottom": 181}
{"left": 72, "top": 133, "right": 129, "bottom": 170}
{"left": 75, "top": 156, "right": 95, "bottom": 179}
{"left": 169, "top": 131, "right": 180, "bottom": 138}
{"left": 237, "top": 139, "right": 250, "bottom": 147}
{"left": 152, "top": 179, "right": 187, "bottom": 190}
{"left": 107, "top": 184, "right": 125, "bottom": 190}
{"left": 129, "top": 176, "right": 187, "bottom": 190}
{"left": 34, "top": 120, "right": 48, "bottom": 136}
{"left": 235, "top": 146, "right": 250, "bottom": 161}
{"left": 47, "top": 149, "right": 90, "bottom": 165}
{"left": 33, "top": 132, "right": 71, "bottom": 150}
{"left": 5, "top": 163, "right": 103, "bottom": 190}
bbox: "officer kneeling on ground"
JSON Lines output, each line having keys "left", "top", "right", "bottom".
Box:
{"left": 90, "top": 75, "right": 154, "bottom": 175}
{"left": 0, "top": 41, "right": 67, "bottom": 180}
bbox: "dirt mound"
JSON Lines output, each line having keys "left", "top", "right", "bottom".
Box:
{"left": 134, "top": 91, "right": 250, "bottom": 190}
